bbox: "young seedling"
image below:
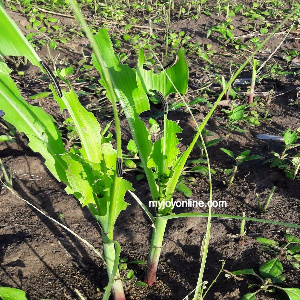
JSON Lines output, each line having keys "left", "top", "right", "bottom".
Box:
{"left": 207, "top": 19, "right": 235, "bottom": 43}
{"left": 0, "top": 158, "right": 12, "bottom": 189}
{"left": 257, "top": 186, "right": 276, "bottom": 213}
{"left": 224, "top": 101, "right": 265, "bottom": 132}
{"left": 220, "top": 148, "right": 262, "bottom": 186}
{"left": 228, "top": 258, "right": 300, "bottom": 300}
{"left": 257, "top": 234, "right": 300, "bottom": 270}
{"left": 267, "top": 129, "right": 300, "bottom": 179}
{"left": 240, "top": 212, "right": 246, "bottom": 237}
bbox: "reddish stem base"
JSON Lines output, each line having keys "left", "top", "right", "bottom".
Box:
{"left": 144, "top": 261, "right": 158, "bottom": 286}
{"left": 111, "top": 279, "right": 126, "bottom": 300}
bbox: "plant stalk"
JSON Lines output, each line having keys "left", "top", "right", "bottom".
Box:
{"left": 103, "top": 240, "right": 125, "bottom": 300}
{"left": 68, "top": 2, "right": 125, "bottom": 299}
{"left": 229, "top": 165, "right": 238, "bottom": 186}
{"left": 144, "top": 217, "right": 168, "bottom": 285}
{"left": 248, "top": 59, "right": 258, "bottom": 104}
{"left": 145, "top": 107, "right": 168, "bottom": 286}
{"left": 108, "top": 175, "right": 121, "bottom": 239}
{"left": 193, "top": 133, "right": 212, "bottom": 300}
{"left": 68, "top": 0, "right": 122, "bottom": 158}
{"left": 294, "top": 160, "right": 300, "bottom": 179}
{"left": 0, "top": 158, "right": 12, "bottom": 188}
{"left": 162, "top": 113, "right": 167, "bottom": 175}
{"left": 263, "top": 186, "right": 276, "bottom": 212}
{"left": 165, "top": 0, "right": 172, "bottom": 65}
{"left": 240, "top": 212, "right": 246, "bottom": 237}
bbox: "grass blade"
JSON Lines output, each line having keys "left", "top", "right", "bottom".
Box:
{"left": 161, "top": 212, "right": 300, "bottom": 229}
{"left": 128, "top": 190, "right": 155, "bottom": 224}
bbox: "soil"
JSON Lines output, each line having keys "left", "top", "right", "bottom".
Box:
{"left": 0, "top": 1, "right": 299, "bottom": 300}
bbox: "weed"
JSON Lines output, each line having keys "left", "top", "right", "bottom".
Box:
{"left": 221, "top": 148, "right": 262, "bottom": 186}
{"left": 257, "top": 233, "right": 300, "bottom": 270}
{"left": 266, "top": 129, "right": 300, "bottom": 179}
{"left": 0, "top": 287, "right": 27, "bottom": 300}
{"left": 257, "top": 186, "right": 276, "bottom": 213}
{"left": 228, "top": 258, "right": 300, "bottom": 299}
{"left": 223, "top": 101, "right": 268, "bottom": 132}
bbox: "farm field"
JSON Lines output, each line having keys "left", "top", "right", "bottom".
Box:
{"left": 0, "top": 0, "right": 299, "bottom": 299}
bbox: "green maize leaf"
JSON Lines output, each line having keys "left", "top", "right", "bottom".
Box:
{"left": 101, "top": 142, "right": 117, "bottom": 170}
{"left": 92, "top": 29, "right": 158, "bottom": 199}
{"left": 114, "top": 178, "right": 132, "bottom": 222}
{"left": 92, "top": 29, "right": 189, "bottom": 204}
{"left": 94, "top": 143, "right": 116, "bottom": 217}
{"left": 97, "top": 177, "right": 132, "bottom": 232}
{"left": 259, "top": 258, "right": 283, "bottom": 279}
{"left": 0, "top": 62, "right": 98, "bottom": 206}
{"left": 85, "top": 143, "right": 115, "bottom": 216}
{"left": 93, "top": 143, "right": 133, "bottom": 230}
{"left": 137, "top": 48, "right": 188, "bottom": 96}
{"left": 162, "top": 119, "right": 216, "bottom": 211}
{"left": 147, "top": 119, "right": 182, "bottom": 177}
{"left": 53, "top": 88, "right": 102, "bottom": 165}
{"left": 0, "top": 287, "right": 27, "bottom": 300}
{"left": 93, "top": 29, "right": 149, "bottom": 115}
{"left": 62, "top": 153, "right": 96, "bottom": 206}
{"left": 0, "top": 6, "right": 40, "bottom": 66}
{"left": 0, "top": 62, "right": 68, "bottom": 182}
{"left": 164, "top": 129, "right": 200, "bottom": 203}
{"left": 283, "top": 288, "right": 300, "bottom": 300}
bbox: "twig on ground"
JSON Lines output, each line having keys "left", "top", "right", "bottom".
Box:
{"left": 35, "top": 7, "right": 74, "bottom": 18}
{"left": 234, "top": 30, "right": 293, "bottom": 39}
{"left": 257, "top": 27, "right": 293, "bottom": 74}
